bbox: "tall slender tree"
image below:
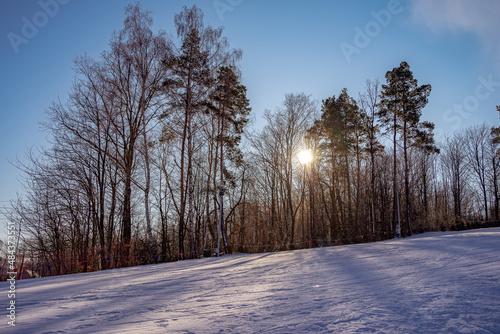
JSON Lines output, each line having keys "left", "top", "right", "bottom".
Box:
{"left": 103, "top": 4, "right": 168, "bottom": 264}
{"left": 380, "top": 61, "right": 431, "bottom": 236}
{"left": 161, "top": 5, "right": 242, "bottom": 256}
{"left": 465, "top": 124, "right": 490, "bottom": 221}
{"left": 314, "top": 88, "right": 361, "bottom": 236}
{"left": 359, "top": 79, "right": 383, "bottom": 233}
{"left": 490, "top": 105, "right": 500, "bottom": 221}
{"left": 209, "top": 66, "right": 250, "bottom": 254}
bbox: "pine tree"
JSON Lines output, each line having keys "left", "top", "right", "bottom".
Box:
{"left": 490, "top": 105, "right": 500, "bottom": 222}
{"left": 314, "top": 88, "right": 364, "bottom": 236}
{"left": 209, "top": 66, "right": 251, "bottom": 254}
{"left": 380, "top": 61, "right": 432, "bottom": 236}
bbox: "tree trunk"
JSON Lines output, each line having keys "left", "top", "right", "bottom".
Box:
{"left": 493, "top": 155, "right": 499, "bottom": 221}
{"left": 392, "top": 113, "right": 397, "bottom": 233}
{"left": 370, "top": 142, "right": 376, "bottom": 234}
{"left": 143, "top": 120, "right": 156, "bottom": 262}
{"left": 403, "top": 120, "right": 412, "bottom": 236}
{"left": 122, "top": 154, "right": 133, "bottom": 267}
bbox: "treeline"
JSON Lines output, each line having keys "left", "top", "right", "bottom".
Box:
{"left": 3, "top": 4, "right": 500, "bottom": 279}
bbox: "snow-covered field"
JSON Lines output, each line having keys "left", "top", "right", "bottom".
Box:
{"left": 2, "top": 228, "right": 500, "bottom": 333}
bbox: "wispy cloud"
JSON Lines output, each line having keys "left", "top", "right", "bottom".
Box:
{"left": 410, "top": 0, "right": 500, "bottom": 61}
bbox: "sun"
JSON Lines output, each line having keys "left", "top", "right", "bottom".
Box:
{"left": 297, "top": 149, "right": 313, "bottom": 165}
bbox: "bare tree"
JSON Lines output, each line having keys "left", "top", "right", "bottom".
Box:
{"left": 464, "top": 124, "right": 490, "bottom": 221}
{"left": 95, "top": 4, "right": 169, "bottom": 264}
{"left": 250, "top": 93, "right": 315, "bottom": 246}
{"left": 441, "top": 134, "right": 468, "bottom": 223}
{"left": 359, "top": 79, "right": 383, "bottom": 233}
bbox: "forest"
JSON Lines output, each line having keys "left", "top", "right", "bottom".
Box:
{"left": 2, "top": 4, "right": 499, "bottom": 279}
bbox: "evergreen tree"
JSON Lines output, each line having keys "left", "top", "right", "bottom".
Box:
{"left": 161, "top": 5, "right": 241, "bottom": 256}
{"left": 313, "top": 88, "right": 364, "bottom": 236}
{"left": 209, "top": 65, "right": 251, "bottom": 254}
{"left": 380, "top": 61, "right": 432, "bottom": 236}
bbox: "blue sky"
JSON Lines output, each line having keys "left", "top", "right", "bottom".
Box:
{"left": 1, "top": 0, "right": 499, "bottom": 231}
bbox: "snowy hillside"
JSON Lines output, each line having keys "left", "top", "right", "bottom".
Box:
{"left": 2, "top": 228, "right": 500, "bottom": 333}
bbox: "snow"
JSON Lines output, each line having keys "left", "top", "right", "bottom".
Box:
{"left": 2, "top": 228, "right": 500, "bottom": 333}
